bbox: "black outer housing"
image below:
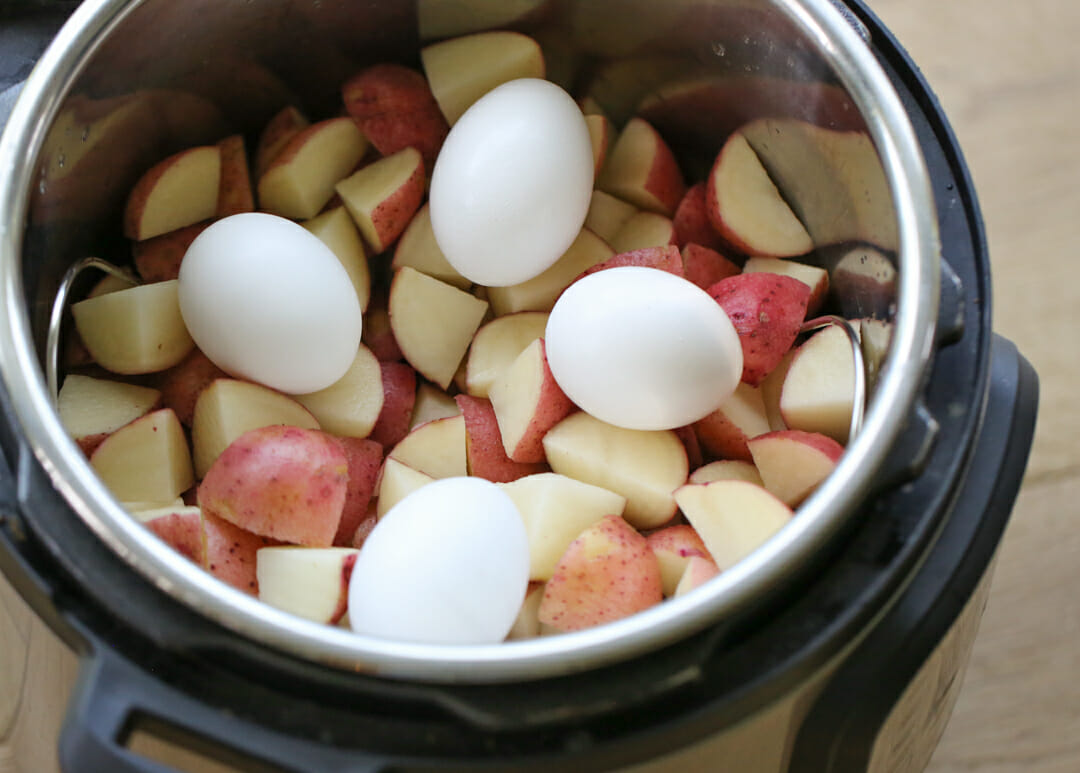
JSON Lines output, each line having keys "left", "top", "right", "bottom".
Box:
{"left": 0, "top": 2, "right": 1039, "bottom": 772}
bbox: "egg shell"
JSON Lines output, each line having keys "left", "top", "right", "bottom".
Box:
{"left": 429, "top": 78, "right": 594, "bottom": 287}
{"left": 348, "top": 476, "right": 530, "bottom": 645}
{"left": 178, "top": 213, "right": 363, "bottom": 394}
{"left": 545, "top": 267, "right": 743, "bottom": 431}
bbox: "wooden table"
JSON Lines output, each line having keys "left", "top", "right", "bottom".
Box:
{"left": 869, "top": 1, "right": 1080, "bottom": 771}
{"left": 3, "top": 1, "right": 1079, "bottom": 770}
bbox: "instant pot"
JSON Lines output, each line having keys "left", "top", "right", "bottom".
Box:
{"left": 0, "top": 1, "right": 1039, "bottom": 771}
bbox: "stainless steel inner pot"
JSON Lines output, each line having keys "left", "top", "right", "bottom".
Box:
{"left": 0, "top": 0, "right": 939, "bottom": 682}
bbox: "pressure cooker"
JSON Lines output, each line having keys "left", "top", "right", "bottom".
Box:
{"left": 0, "top": 0, "right": 1039, "bottom": 771}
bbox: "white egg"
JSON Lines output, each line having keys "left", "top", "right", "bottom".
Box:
{"left": 178, "top": 213, "right": 362, "bottom": 394}
{"left": 348, "top": 477, "right": 530, "bottom": 645}
{"left": 545, "top": 267, "right": 744, "bottom": 431}
{"left": 429, "top": 78, "right": 594, "bottom": 287}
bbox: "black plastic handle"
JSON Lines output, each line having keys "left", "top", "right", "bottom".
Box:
{"left": 787, "top": 334, "right": 1039, "bottom": 773}
{"left": 58, "top": 637, "right": 396, "bottom": 773}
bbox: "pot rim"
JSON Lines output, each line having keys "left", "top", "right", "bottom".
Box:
{"left": 0, "top": 0, "right": 939, "bottom": 683}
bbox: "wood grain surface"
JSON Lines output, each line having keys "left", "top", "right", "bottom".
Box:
{"left": 868, "top": 1, "right": 1080, "bottom": 771}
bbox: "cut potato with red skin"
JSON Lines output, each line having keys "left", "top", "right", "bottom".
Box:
{"left": 647, "top": 524, "right": 712, "bottom": 597}
{"left": 124, "top": 145, "right": 221, "bottom": 241}
{"left": 191, "top": 378, "right": 321, "bottom": 479}
{"left": 584, "top": 190, "right": 638, "bottom": 244}
{"left": 203, "top": 511, "right": 279, "bottom": 595}
{"left": 542, "top": 412, "right": 689, "bottom": 529}
{"left": 489, "top": 339, "right": 575, "bottom": 464}
{"left": 608, "top": 211, "right": 676, "bottom": 253}
{"left": 596, "top": 117, "right": 685, "bottom": 216}
{"left": 708, "top": 272, "right": 811, "bottom": 387}
{"left": 133, "top": 221, "right": 209, "bottom": 283}
{"left": 256, "top": 547, "right": 359, "bottom": 625}
{"left": 72, "top": 280, "right": 195, "bottom": 375}
{"left": 294, "top": 345, "right": 384, "bottom": 439}
{"left": 362, "top": 298, "right": 404, "bottom": 363}
{"left": 689, "top": 459, "right": 764, "bottom": 487}
{"left": 673, "top": 425, "right": 704, "bottom": 470}
{"left": 332, "top": 437, "right": 384, "bottom": 547}
{"left": 706, "top": 132, "right": 813, "bottom": 257}
{"left": 254, "top": 105, "right": 309, "bottom": 180}
{"left": 336, "top": 146, "right": 426, "bottom": 253}
{"left": 156, "top": 348, "right": 228, "bottom": 427}
{"left": 455, "top": 394, "right": 549, "bottom": 483}
{"left": 748, "top": 429, "right": 843, "bottom": 506}
{"left": 674, "top": 555, "right": 720, "bottom": 597}
{"left": 215, "top": 134, "right": 255, "bottom": 218}
{"left": 139, "top": 506, "right": 205, "bottom": 565}
{"left": 387, "top": 414, "right": 467, "bottom": 480}
{"left": 674, "top": 480, "right": 793, "bottom": 571}
{"left": 198, "top": 425, "right": 348, "bottom": 547}
{"left": 681, "top": 243, "right": 740, "bottom": 290}
{"left": 411, "top": 383, "right": 461, "bottom": 430}
{"left": 368, "top": 362, "right": 418, "bottom": 449}
{"left": 744, "top": 256, "right": 830, "bottom": 317}
{"left": 779, "top": 324, "right": 857, "bottom": 444}
{"left": 342, "top": 63, "right": 450, "bottom": 170}
{"left": 258, "top": 116, "right": 368, "bottom": 220}
{"left": 538, "top": 514, "right": 662, "bottom": 632}
{"left": 576, "top": 245, "right": 684, "bottom": 282}
{"left": 693, "top": 382, "right": 771, "bottom": 463}
{"left": 465, "top": 312, "right": 549, "bottom": 399}
{"left": 672, "top": 183, "right": 724, "bottom": 251}
{"left": 57, "top": 374, "right": 162, "bottom": 456}
{"left": 90, "top": 408, "right": 193, "bottom": 504}
{"left": 421, "top": 30, "right": 546, "bottom": 126}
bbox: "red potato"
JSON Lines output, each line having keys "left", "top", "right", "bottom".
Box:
{"left": 708, "top": 272, "right": 811, "bottom": 386}
{"left": 361, "top": 298, "right": 404, "bottom": 362}
{"left": 140, "top": 506, "right": 206, "bottom": 565}
{"left": 538, "top": 514, "right": 663, "bottom": 632}
{"left": 254, "top": 105, "right": 310, "bottom": 180}
{"left": 747, "top": 429, "right": 843, "bottom": 507}
{"left": 576, "top": 245, "right": 684, "bottom": 282}
{"left": 681, "top": 243, "right": 740, "bottom": 290}
{"left": 674, "top": 555, "right": 720, "bottom": 597}
{"left": 693, "top": 382, "right": 771, "bottom": 463}
{"left": 488, "top": 339, "right": 575, "bottom": 464}
{"left": 387, "top": 414, "right": 467, "bottom": 480}
{"left": 191, "top": 378, "right": 320, "bottom": 479}
{"left": 689, "top": 459, "right": 764, "bottom": 486}
{"left": 124, "top": 145, "right": 222, "bottom": 241}
{"left": 672, "top": 183, "right": 725, "bottom": 251}
{"left": 542, "top": 412, "right": 688, "bottom": 529}
{"left": 294, "top": 346, "right": 384, "bottom": 439}
{"left": 455, "top": 395, "right": 548, "bottom": 483}
{"left": 336, "top": 146, "right": 425, "bottom": 253}
{"left": 646, "top": 524, "right": 713, "bottom": 597}
{"left": 215, "top": 134, "right": 255, "bottom": 217}
{"left": 743, "top": 256, "right": 830, "bottom": 317}
{"left": 351, "top": 506, "right": 379, "bottom": 549}
{"left": 673, "top": 424, "right": 704, "bottom": 470}
{"left": 584, "top": 190, "right": 639, "bottom": 244}
{"left": 596, "top": 117, "right": 686, "bottom": 216}
{"left": 609, "top": 211, "right": 677, "bottom": 253}
{"left": 198, "top": 425, "right": 349, "bottom": 547}
{"left": 342, "top": 63, "right": 450, "bottom": 170}
{"left": 132, "top": 221, "right": 210, "bottom": 283}
{"left": 57, "top": 374, "right": 162, "bottom": 456}
{"left": 258, "top": 116, "right": 368, "bottom": 220}
{"left": 89, "top": 408, "right": 193, "bottom": 504}
{"left": 705, "top": 132, "right": 813, "bottom": 258}
{"left": 72, "top": 280, "right": 195, "bottom": 375}
{"left": 256, "top": 547, "right": 359, "bottom": 625}
{"left": 332, "top": 437, "right": 384, "bottom": 547}
{"left": 420, "top": 30, "right": 546, "bottom": 126}
{"left": 368, "top": 361, "right": 418, "bottom": 449}
{"left": 203, "top": 511, "right": 279, "bottom": 595}
{"left": 465, "top": 311, "right": 549, "bottom": 399}
{"left": 411, "top": 383, "right": 461, "bottom": 430}
{"left": 156, "top": 348, "right": 228, "bottom": 427}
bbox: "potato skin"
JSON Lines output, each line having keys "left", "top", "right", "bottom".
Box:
{"left": 708, "top": 272, "right": 810, "bottom": 386}
{"left": 198, "top": 425, "right": 348, "bottom": 547}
